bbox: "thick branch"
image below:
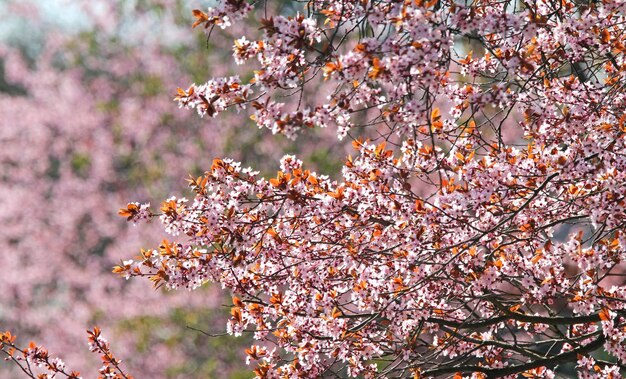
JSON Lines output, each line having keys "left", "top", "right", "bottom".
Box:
{"left": 421, "top": 334, "right": 605, "bottom": 378}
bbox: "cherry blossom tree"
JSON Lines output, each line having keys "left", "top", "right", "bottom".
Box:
{"left": 5, "top": 0, "right": 626, "bottom": 378}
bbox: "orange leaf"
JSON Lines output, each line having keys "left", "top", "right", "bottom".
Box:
{"left": 520, "top": 222, "right": 534, "bottom": 232}
{"left": 191, "top": 9, "right": 209, "bottom": 29}
{"left": 118, "top": 203, "right": 139, "bottom": 220}
{"left": 269, "top": 178, "right": 281, "bottom": 187}
{"left": 459, "top": 51, "right": 473, "bottom": 65}
{"left": 509, "top": 304, "right": 522, "bottom": 313}
{"left": 368, "top": 57, "right": 384, "bottom": 79}
{"left": 231, "top": 307, "right": 243, "bottom": 323}
{"left": 233, "top": 296, "right": 244, "bottom": 308}
{"left": 430, "top": 107, "right": 443, "bottom": 130}
{"left": 414, "top": 199, "right": 425, "bottom": 212}
{"left": 599, "top": 308, "right": 611, "bottom": 321}
{"left": 601, "top": 29, "right": 611, "bottom": 44}
{"left": 267, "top": 227, "right": 279, "bottom": 239}
{"left": 431, "top": 107, "right": 441, "bottom": 121}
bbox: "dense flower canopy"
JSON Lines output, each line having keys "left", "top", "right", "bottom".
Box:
{"left": 4, "top": 0, "right": 626, "bottom": 378}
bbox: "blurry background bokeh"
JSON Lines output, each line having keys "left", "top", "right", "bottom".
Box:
{"left": 0, "top": 0, "right": 346, "bottom": 377}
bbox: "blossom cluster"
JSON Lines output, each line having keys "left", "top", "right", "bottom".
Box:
{"left": 191, "top": 1, "right": 253, "bottom": 30}
{"left": 174, "top": 76, "right": 251, "bottom": 118}
{"left": 1, "top": 329, "right": 130, "bottom": 379}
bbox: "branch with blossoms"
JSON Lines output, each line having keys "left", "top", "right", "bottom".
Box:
{"left": 114, "top": 141, "right": 626, "bottom": 377}
{"left": 1, "top": 329, "right": 132, "bottom": 379}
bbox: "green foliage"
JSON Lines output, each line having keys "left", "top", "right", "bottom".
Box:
{"left": 116, "top": 298, "right": 254, "bottom": 379}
